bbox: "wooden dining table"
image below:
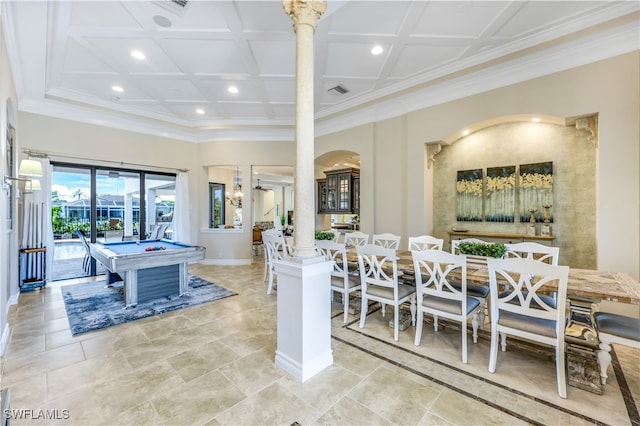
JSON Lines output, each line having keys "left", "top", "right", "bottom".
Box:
{"left": 347, "top": 248, "right": 640, "bottom": 306}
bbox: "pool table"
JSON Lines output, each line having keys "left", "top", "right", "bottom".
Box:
{"left": 89, "top": 239, "right": 206, "bottom": 308}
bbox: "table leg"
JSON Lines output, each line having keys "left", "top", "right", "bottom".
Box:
{"left": 124, "top": 270, "right": 138, "bottom": 309}
{"left": 179, "top": 263, "right": 189, "bottom": 296}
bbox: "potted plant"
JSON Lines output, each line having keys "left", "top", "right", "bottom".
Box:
{"left": 457, "top": 241, "right": 506, "bottom": 267}
{"left": 315, "top": 231, "right": 335, "bottom": 241}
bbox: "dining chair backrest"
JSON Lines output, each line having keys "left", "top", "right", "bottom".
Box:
{"left": 408, "top": 235, "right": 444, "bottom": 251}
{"left": 450, "top": 238, "right": 487, "bottom": 254}
{"left": 372, "top": 233, "right": 401, "bottom": 249}
{"left": 345, "top": 231, "right": 369, "bottom": 247}
{"left": 316, "top": 239, "right": 351, "bottom": 281}
{"left": 486, "top": 257, "right": 569, "bottom": 397}
{"left": 504, "top": 242, "right": 559, "bottom": 265}
{"left": 356, "top": 244, "right": 399, "bottom": 291}
{"left": 412, "top": 249, "right": 481, "bottom": 363}
{"left": 412, "top": 249, "right": 467, "bottom": 300}
{"left": 262, "top": 232, "right": 287, "bottom": 262}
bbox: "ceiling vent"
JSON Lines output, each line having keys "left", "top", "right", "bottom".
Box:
{"left": 328, "top": 84, "right": 349, "bottom": 95}
{"left": 152, "top": 0, "right": 190, "bottom": 16}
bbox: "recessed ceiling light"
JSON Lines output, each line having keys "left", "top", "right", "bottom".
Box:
{"left": 130, "top": 50, "right": 146, "bottom": 60}
{"left": 111, "top": 85, "right": 124, "bottom": 93}
{"left": 153, "top": 15, "right": 172, "bottom": 28}
{"left": 228, "top": 86, "right": 239, "bottom": 94}
{"left": 462, "top": 129, "right": 470, "bottom": 136}
{"left": 195, "top": 108, "right": 205, "bottom": 115}
{"left": 532, "top": 117, "right": 541, "bottom": 122}
{"left": 371, "top": 45, "right": 383, "bottom": 55}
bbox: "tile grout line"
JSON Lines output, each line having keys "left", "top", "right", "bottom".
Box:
{"left": 334, "top": 311, "right": 613, "bottom": 426}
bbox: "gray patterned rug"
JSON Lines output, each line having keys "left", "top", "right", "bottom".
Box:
{"left": 61, "top": 275, "right": 237, "bottom": 336}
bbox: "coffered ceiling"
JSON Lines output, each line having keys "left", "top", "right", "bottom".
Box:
{"left": 2, "top": 1, "right": 639, "bottom": 142}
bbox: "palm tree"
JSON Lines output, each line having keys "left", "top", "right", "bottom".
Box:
{"left": 72, "top": 188, "right": 84, "bottom": 200}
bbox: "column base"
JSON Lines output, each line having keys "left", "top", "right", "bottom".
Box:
{"left": 274, "top": 256, "right": 334, "bottom": 382}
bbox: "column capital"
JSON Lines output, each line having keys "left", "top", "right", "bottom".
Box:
{"left": 283, "top": 0, "right": 327, "bottom": 32}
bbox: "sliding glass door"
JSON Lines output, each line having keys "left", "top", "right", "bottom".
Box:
{"left": 51, "top": 163, "right": 176, "bottom": 281}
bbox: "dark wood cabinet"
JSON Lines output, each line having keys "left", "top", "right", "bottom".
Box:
{"left": 317, "top": 168, "right": 359, "bottom": 214}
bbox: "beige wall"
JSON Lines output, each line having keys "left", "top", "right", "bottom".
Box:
{"left": 18, "top": 113, "right": 200, "bottom": 242}
{"left": 0, "top": 21, "right": 20, "bottom": 354}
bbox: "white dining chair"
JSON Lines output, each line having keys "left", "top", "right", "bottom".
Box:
{"left": 262, "top": 232, "right": 288, "bottom": 295}
{"left": 372, "top": 233, "right": 401, "bottom": 249}
{"left": 504, "top": 242, "right": 559, "bottom": 265}
{"left": 450, "top": 237, "right": 491, "bottom": 327}
{"left": 487, "top": 257, "right": 569, "bottom": 398}
{"left": 593, "top": 311, "right": 640, "bottom": 385}
{"left": 408, "top": 235, "right": 444, "bottom": 251}
{"left": 412, "top": 249, "right": 481, "bottom": 363}
{"left": 357, "top": 244, "right": 416, "bottom": 341}
{"left": 316, "top": 239, "right": 361, "bottom": 324}
{"left": 345, "top": 231, "right": 369, "bottom": 247}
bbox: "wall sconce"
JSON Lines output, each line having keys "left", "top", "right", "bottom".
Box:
{"left": 3, "top": 159, "right": 43, "bottom": 194}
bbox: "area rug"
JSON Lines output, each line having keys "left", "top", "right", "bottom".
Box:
{"left": 61, "top": 275, "right": 237, "bottom": 336}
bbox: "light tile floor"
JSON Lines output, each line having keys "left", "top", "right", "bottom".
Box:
{"left": 2, "top": 259, "right": 639, "bottom": 425}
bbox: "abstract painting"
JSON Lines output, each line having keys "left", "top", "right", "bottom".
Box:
{"left": 485, "top": 165, "right": 516, "bottom": 222}
{"left": 519, "top": 161, "right": 553, "bottom": 223}
{"left": 456, "top": 169, "right": 483, "bottom": 222}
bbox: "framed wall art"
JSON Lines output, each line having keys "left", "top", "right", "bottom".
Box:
{"left": 519, "top": 161, "right": 553, "bottom": 223}
{"left": 456, "top": 169, "right": 483, "bottom": 222}
{"left": 485, "top": 165, "right": 516, "bottom": 222}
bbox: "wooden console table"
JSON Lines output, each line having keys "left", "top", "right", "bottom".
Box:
{"left": 448, "top": 230, "right": 555, "bottom": 245}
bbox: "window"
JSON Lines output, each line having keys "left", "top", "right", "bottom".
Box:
{"left": 209, "top": 182, "right": 225, "bottom": 228}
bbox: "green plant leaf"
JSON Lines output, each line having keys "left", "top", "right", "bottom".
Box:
{"left": 457, "top": 242, "right": 506, "bottom": 258}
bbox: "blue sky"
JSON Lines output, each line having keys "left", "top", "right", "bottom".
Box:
{"left": 52, "top": 172, "right": 125, "bottom": 201}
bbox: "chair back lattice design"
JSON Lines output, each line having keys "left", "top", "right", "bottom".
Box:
{"left": 262, "top": 232, "right": 288, "bottom": 294}
{"left": 316, "top": 240, "right": 350, "bottom": 279}
{"left": 504, "top": 242, "right": 559, "bottom": 265}
{"left": 372, "top": 233, "right": 402, "bottom": 249}
{"left": 486, "top": 257, "right": 569, "bottom": 398}
{"left": 317, "top": 239, "right": 361, "bottom": 323}
{"left": 345, "top": 231, "right": 369, "bottom": 247}
{"left": 357, "top": 244, "right": 398, "bottom": 290}
{"left": 450, "top": 238, "right": 487, "bottom": 254}
{"left": 413, "top": 250, "right": 467, "bottom": 302}
{"left": 408, "top": 235, "right": 444, "bottom": 251}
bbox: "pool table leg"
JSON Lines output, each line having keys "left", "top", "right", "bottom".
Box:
{"left": 124, "top": 270, "right": 138, "bottom": 309}
{"left": 179, "top": 263, "right": 189, "bottom": 296}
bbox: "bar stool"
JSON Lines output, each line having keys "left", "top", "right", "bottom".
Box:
{"left": 593, "top": 311, "right": 640, "bottom": 385}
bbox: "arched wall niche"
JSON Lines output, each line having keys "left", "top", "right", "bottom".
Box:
{"left": 431, "top": 114, "right": 598, "bottom": 270}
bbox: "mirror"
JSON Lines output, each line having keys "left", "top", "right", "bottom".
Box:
{"left": 208, "top": 166, "right": 242, "bottom": 229}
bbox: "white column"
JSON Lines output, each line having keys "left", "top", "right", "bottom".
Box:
{"left": 284, "top": 0, "right": 326, "bottom": 259}
{"left": 276, "top": 0, "right": 332, "bottom": 383}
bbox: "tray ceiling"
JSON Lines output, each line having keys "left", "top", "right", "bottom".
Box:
{"left": 3, "top": 0, "right": 638, "bottom": 141}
